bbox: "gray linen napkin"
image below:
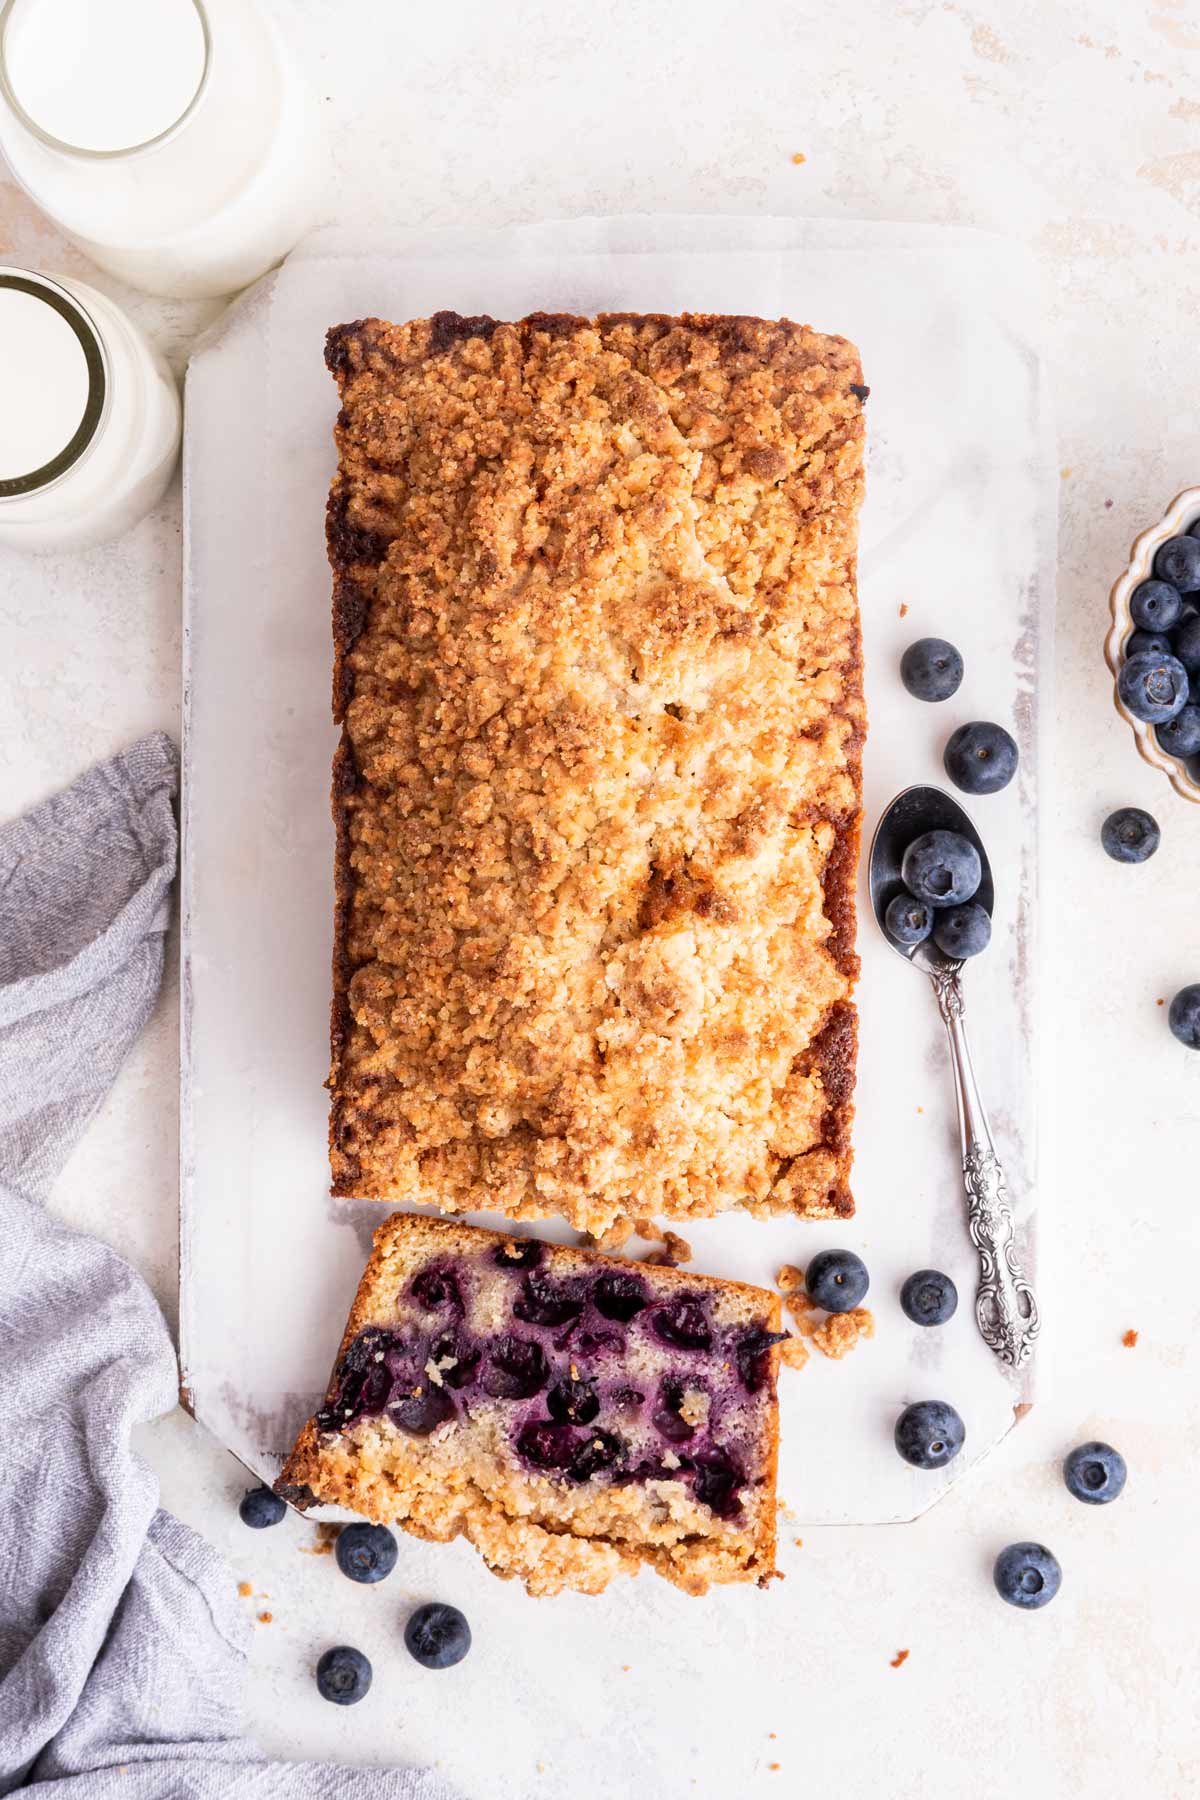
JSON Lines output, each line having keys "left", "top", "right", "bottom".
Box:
{"left": 0, "top": 735, "right": 458, "bottom": 1800}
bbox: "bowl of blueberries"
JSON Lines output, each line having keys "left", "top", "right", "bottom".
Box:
{"left": 1105, "top": 486, "right": 1200, "bottom": 803}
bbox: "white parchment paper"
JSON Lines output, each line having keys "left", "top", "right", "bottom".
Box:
{"left": 182, "top": 215, "right": 1054, "bottom": 1525}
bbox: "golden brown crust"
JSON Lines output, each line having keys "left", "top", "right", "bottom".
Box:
{"left": 277, "top": 1214, "right": 782, "bottom": 1597}
{"left": 326, "top": 311, "right": 865, "bottom": 1232}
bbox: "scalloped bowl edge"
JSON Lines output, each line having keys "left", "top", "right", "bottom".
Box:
{"left": 1105, "top": 485, "right": 1200, "bottom": 804}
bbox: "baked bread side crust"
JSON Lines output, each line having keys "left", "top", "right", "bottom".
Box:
{"left": 326, "top": 311, "right": 865, "bottom": 1231}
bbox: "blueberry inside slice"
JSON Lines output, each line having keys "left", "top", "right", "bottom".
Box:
{"left": 513, "top": 1271, "right": 584, "bottom": 1328}
{"left": 732, "top": 1326, "right": 788, "bottom": 1393}
{"left": 591, "top": 1271, "right": 648, "bottom": 1322}
{"left": 651, "top": 1295, "right": 713, "bottom": 1351}
{"left": 482, "top": 1334, "right": 548, "bottom": 1399}
{"left": 547, "top": 1375, "right": 600, "bottom": 1425}
{"left": 690, "top": 1449, "right": 744, "bottom": 1519}
{"left": 569, "top": 1429, "right": 624, "bottom": 1482}
{"left": 517, "top": 1420, "right": 578, "bottom": 1471}
{"left": 651, "top": 1376, "right": 698, "bottom": 1443}
{"left": 411, "top": 1264, "right": 462, "bottom": 1310}
{"left": 494, "top": 1237, "right": 545, "bottom": 1268}
{"left": 388, "top": 1382, "right": 456, "bottom": 1436}
{"left": 428, "top": 1329, "right": 481, "bottom": 1390}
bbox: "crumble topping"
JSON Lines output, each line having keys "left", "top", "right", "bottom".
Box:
{"left": 326, "top": 312, "right": 865, "bottom": 1235}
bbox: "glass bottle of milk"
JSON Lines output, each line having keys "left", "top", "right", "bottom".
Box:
{"left": 0, "top": 0, "right": 325, "bottom": 299}
{"left": 0, "top": 264, "right": 180, "bottom": 552}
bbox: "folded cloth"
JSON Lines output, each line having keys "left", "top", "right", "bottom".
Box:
{"left": 0, "top": 736, "right": 459, "bottom": 1800}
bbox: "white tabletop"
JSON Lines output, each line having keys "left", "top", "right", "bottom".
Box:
{"left": 3, "top": 3, "right": 1198, "bottom": 1796}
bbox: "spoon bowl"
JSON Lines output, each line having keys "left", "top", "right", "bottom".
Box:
{"left": 868, "top": 783, "right": 994, "bottom": 970}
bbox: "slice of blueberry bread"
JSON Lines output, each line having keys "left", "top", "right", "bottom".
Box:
{"left": 277, "top": 1214, "right": 786, "bottom": 1597}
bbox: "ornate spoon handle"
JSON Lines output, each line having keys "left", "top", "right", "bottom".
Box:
{"left": 928, "top": 962, "right": 1040, "bottom": 1370}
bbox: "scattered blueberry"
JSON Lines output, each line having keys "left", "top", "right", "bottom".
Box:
{"left": 1154, "top": 534, "right": 1200, "bottom": 591}
{"left": 1156, "top": 704, "right": 1200, "bottom": 759}
{"left": 1100, "top": 807, "right": 1160, "bottom": 864}
{"left": 405, "top": 1602, "right": 472, "bottom": 1670}
{"left": 943, "top": 721, "right": 1019, "bottom": 796}
{"left": 1124, "top": 629, "right": 1172, "bottom": 659}
{"left": 1063, "top": 1440, "right": 1127, "bottom": 1506}
{"left": 316, "top": 1645, "right": 372, "bottom": 1705}
{"left": 1171, "top": 614, "right": 1200, "bottom": 674}
{"left": 993, "top": 1542, "right": 1061, "bottom": 1610}
{"left": 239, "top": 1484, "right": 286, "bottom": 1529}
{"left": 899, "top": 1269, "right": 958, "bottom": 1327}
{"left": 806, "top": 1248, "right": 870, "bottom": 1313}
{"left": 894, "top": 1400, "right": 965, "bottom": 1470}
{"left": 591, "top": 1270, "right": 648, "bottom": 1321}
{"left": 884, "top": 890, "right": 934, "bottom": 947}
{"left": 1117, "top": 650, "right": 1190, "bottom": 724}
{"left": 1168, "top": 984, "right": 1200, "bottom": 1049}
{"left": 335, "top": 1522, "right": 398, "bottom": 1584}
{"left": 1129, "top": 578, "right": 1183, "bottom": 633}
{"left": 932, "top": 901, "right": 991, "bottom": 960}
{"left": 900, "top": 830, "right": 981, "bottom": 908}
{"left": 900, "top": 637, "right": 964, "bottom": 702}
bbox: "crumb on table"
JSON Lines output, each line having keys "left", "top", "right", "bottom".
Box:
{"left": 811, "top": 1308, "right": 874, "bottom": 1359}
{"left": 642, "top": 1227, "right": 693, "bottom": 1267}
{"left": 891, "top": 1648, "right": 910, "bottom": 1669}
{"left": 257, "top": 1611, "right": 273, "bottom": 1625}
{"left": 793, "top": 1538, "right": 803, "bottom": 1549}
{"left": 237, "top": 1581, "right": 252, "bottom": 1597}
{"left": 1123, "top": 1327, "right": 1138, "bottom": 1348}
{"left": 769, "top": 1762, "right": 781, "bottom": 1772}
{"left": 779, "top": 1335, "right": 810, "bottom": 1372}
{"left": 898, "top": 602, "right": 908, "bottom": 618}
{"left": 777, "top": 1498, "right": 797, "bottom": 1522}
{"left": 300, "top": 1521, "right": 342, "bottom": 1556}
{"left": 791, "top": 151, "right": 806, "bottom": 163}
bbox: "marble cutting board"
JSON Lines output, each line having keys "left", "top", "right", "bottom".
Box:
{"left": 180, "top": 215, "right": 1054, "bottom": 1524}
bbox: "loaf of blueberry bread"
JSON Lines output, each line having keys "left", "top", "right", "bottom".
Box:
{"left": 326, "top": 310, "right": 865, "bottom": 1235}
{"left": 277, "top": 1213, "right": 786, "bottom": 1597}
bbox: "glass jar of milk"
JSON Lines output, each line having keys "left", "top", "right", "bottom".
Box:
{"left": 0, "top": 0, "right": 324, "bottom": 299}
{"left": 0, "top": 265, "right": 180, "bottom": 552}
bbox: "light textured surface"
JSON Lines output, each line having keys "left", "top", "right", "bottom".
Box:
{"left": 3, "top": 2, "right": 1200, "bottom": 1796}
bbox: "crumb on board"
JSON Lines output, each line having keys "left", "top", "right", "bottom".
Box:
{"left": 622, "top": 1664, "right": 631, "bottom": 1672}
{"left": 1104, "top": 498, "right": 1113, "bottom": 508}
{"left": 898, "top": 602, "right": 909, "bottom": 618}
{"left": 769, "top": 1732, "right": 777, "bottom": 1740}
{"left": 642, "top": 1227, "right": 693, "bottom": 1267}
{"left": 776, "top": 1498, "right": 797, "bottom": 1522}
{"left": 780, "top": 1335, "right": 810, "bottom": 1372}
{"left": 581, "top": 1218, "right": 635, "bottom": 1252}
{"left": 1123, "top": 1328, "right": 1138, "bottom": 1348}
{"left": 891, "top": 1648, "right": 910, "bottom": 1669}
{"left": 257, "top": 1612, "right": 273, "bottom": 1625}
{"left": 769, "top": 1763, "right": 781, "bottom": 1772}
{"left": 812, "top": 1308, "right": 874, "bottom": 1359}
{"left": 237, "top": 1581, "right": 252, "bottom": 1597}
{"left": 793, "top": 1538, "right": 803, "bottom": 1549}
{"left": 1060, "top": 466, "right": 1072, "bottom": 479}
{"left": 300, "top": 1522, "right": 342, "bottom": 1556}
{"left": 791, "top": 151, "right": 806, "bottom": 164}
{"left": 776, "top": 1264, "right": 805, "bottom": 1293}
{"left": 1157, "top": 998, "right": 1165, "bottom": 1007}
{"left": 916, "top": 1105, "right": 924, "bottom": 1114}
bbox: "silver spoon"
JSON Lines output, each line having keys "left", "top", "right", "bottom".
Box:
{"left": 869, "top": 784, "right": 1039, "bottom": 1371}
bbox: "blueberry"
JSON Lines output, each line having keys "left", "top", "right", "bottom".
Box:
{"left": 513, "top": 1271, "right": 583, "bottom": 1328}
{"left": 517, "top": 1421, "right": 578, "bottom": 1471}
{"left": 569, "top": 1428, "right": 624, "bottom": 1481}
{"left": 900, "top": 830, "right": 981, "bottom": 908}
{"left": 1100, "top": 807, "right": 1160, "bottom": 864}
{"left": 1129, "top": 578, "right": 1183, "bottom": 632}
{"left": 943, "top": 721, "right": 1018, "bottom": 796}
{"left": 1154, "top": 534, "right": 1200, "bottom": 591}
{"left": 650, "top": 1295, "right": 713, "bottom": 1351}
{"left": 1156, "top": 703, "right": 1200, "bottom": 759}
{"left": 1168, "top": 984, "right": 1200, "bottom": 1049}
{"left": 239, "top": 1484, "right": 286, "bottom": 1529}
{"left": 494, "top": 1236, "right": 544, "bottom": 1268}
{"left": 900, "top": 637, "right": 964, "bottom": 703}
{"left": 1124, "top": 629, "right": 1172, "bottom": 659}
{"left": 388, "top": 1382, "right": 455, "bottom": 1436}
{"left": 1117, "top": 650, "right": 1190, "bottom": 724}
{"left": 690, "top": 1448, "right": 745, "bottom": 1519}
{"left": 547, "top": 1375, "right": 600, "bottom": 1425}
{"left": 894, "top": 1400, "right": 965, "bottom": 1470}
{"left": 316, "top": 1645, "right": 372, "bottom": 1705}
{"left": 1063, "top": 1440, "right": 1127, "bottom": 1506}
{"left": 411, "top": 1264, "right": 462, "bottom": 1310}
{"left": 884, "top": 890, "right": 934, "bottom": 947}
{"left": 591, "top": 1270, "right": 648, "bottom": 1321}
{"left": 1171, "top": 614, "right": 1200, "bottom": 674}
{"left": 482, "top": 1333, "right": 548, "bottom": 1399}
{"left": 428, "top": 1328, "right": 481, "bottom": 1389}
{"left": 899, "top": 1269, "right": 958, "bottom": 1327}
{"left": 993, "top": 1542, "right": 1061, "bottom": 1610}
{"left": 335, "top": 1522, "right": 398, "bottom": 1584}
{"left": 405, "top": 1601, "right": 472, "bottom": 1670}
{"left": 733, "top": 1325, "right": 788, "bottom": 1393}
{"left": 805, "top": 1248, "right": 869, "bottom": 1313}
{"left": 932, "top": 901, "right": 991, "bottom": 960}
{"left": 651, "top": 1375, "right": 699, "bottom": 1442}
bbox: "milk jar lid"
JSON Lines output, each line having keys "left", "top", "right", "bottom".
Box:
{"left": 0, "top": 268, "right": 107, "bottom": 499}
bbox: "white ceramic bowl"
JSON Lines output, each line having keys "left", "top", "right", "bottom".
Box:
{"left": 1105, "top": 485, "right": 1200, "bottom": 804}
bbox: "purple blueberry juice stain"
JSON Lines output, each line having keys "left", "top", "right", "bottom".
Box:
{"left": 319, "top": 1249, "right": 774, "bottom": 1520}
